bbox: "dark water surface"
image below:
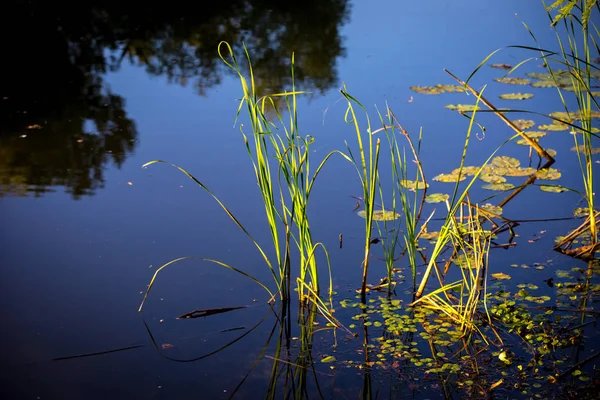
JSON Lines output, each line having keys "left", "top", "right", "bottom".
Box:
{"left": 1, "top": 1, "right": 598, "bottom": 399}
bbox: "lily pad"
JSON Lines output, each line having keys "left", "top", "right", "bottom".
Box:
{"left": 444, "top": 104, "right": 478, "bottom": 112}
{"left": 573, "top": 207, "right": 597, "bottom": 217}
{"left": 492, "top": 273, "right": 511, "bottom": 280}
{"left": 425, "top": 193, "right": 449, "bottom": 204}
{"left": 503, "top": 167, "right": 536, "bottom": 177}
{"left": 492, "top": 156, "right": 520, "bottom": 169}
{"left": 499, "top": 93, "right": 534, "bottom": 100}
{"left": 494, "top": 77, "right": 531, "bottom": 85}
{"left": 539, "top": 185, "right": 568, "bottom": 193}
{"left": 482, "top": 183, "right": 515, "bottom": 191}
{"left": 538, "top": 122, "right": 569, "bottom": 131}
{"left": 433, "top": 173, "right": 466, "bottom": 183}
{"left": 420, "top": 231, "right": 440, "bottom": 240}
{"left": 410, "top": 84, "right": 466, "bottom": 95}
{"left": 535, "top": 168, "right": 561, "bottom": 180}
{"left": 358, "top": 209, "right": 401, "bottom": 221}
{"left": 479, "top": 203, "right": 503, "bottom": 215}
{"left": 321, "top": 355, "right": 336, "bottom": 363}
{"left": 479, "top": 173, "right": 507, "bottom": 184}
{"left": 451, "top": 166, "right": 481, "bottom": 176}
{"left": 399, "top": 180, "right": 428, "bottom": 191}
{"left": 513, "top": 119, "right": 536, "bottom": 130}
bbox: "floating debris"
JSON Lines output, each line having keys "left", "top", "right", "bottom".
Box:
{"left": 490, "top": 63, "right": 513, "bottom": 70}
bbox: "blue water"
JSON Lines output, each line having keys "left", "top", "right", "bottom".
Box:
{"left": 1, "top": 1, "right": 597, "bottom": 398}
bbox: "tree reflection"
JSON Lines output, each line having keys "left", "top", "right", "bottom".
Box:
{"left": 0, "top": 0, "right": 349, "bottom": 198}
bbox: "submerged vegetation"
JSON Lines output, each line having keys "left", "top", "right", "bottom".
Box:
{"left": 139, "top": 1, "right": 599, "bottom": 398}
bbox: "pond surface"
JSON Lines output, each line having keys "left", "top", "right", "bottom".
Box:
{"left": 1, "top": 1, "right": 599, "bottom": 399}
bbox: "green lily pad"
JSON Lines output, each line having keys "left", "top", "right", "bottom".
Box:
{"left": 503, "top": 167, "right": 536, "bottom": 177}
{"left": 321, "top": 355, "right": 336, "bottom": 363}
{"left": 516, "top": 138, "right": 539, "bottom": 146}
{"left": 410, "top": 84, "right": 466, "bottom": 95}
{"left": 531, "top": 80, "right": 566, "bottom": 88}
{"left": 499, "top": 93, "right": 534, "bottom": 100}
{"left": 479, "top": 203, "right": 503, "bottom": 215}
{"left": 420, "top": 231, "right": 439, "bottom": 240}
{"left": 444, "top": 104, "right": 478, "bottom": 112}
{"left": 494, "top": 77, "right": 531, "bottom": 85}
{"left": 540, "top": 185, "right": 568, "bottom": 193}
{"left": 492, "top": 273, "right": 511, "bottom": 280}
{"left": 479, "top": 173, "right": 507, "bottom": 184}
{"left": 492, "top": 156, "right": 520, "bottom": 169}
{"left": 535, "top": 168, "right": 561, "bottom": 180}
{"left": 433, "top": 173, "right": 467, "bottom": 183}
{"left": 538, "top": 122, "right": 569, "bottom": 131}
{"left": 451, "top": 166, "right": 481, "bottom": 176}
{"left": 358, "top": 209, "right": 401, "bottom": 221}
{"left": 399, "top": 180, "right": 428, "bottom": 191}
{"left": 425, "top": 193, "right": 449, "bottom": 204}
{"left": 482, "top": 183, "right": 515, "bottom": 191}
{"left": 573, "top": 207, "right": 597, "bottom": 217}
{"left": 513, "top": 119, "right": 536, "bottom": 130}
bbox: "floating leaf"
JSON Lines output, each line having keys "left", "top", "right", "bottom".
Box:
{"left": 433, "top": 173, "right": 466, "bottom": 183}
{"left": 538, "top": 122, "right": 569, "bottom": 131}
{"left": 515, "top": 131, "right": 546, "bottom": 146}
{"left": 321, "top": 355, "right": 336, "bottom": 363}
{"left": 358, "top": 210, "right": 401, "bottom": 221}
{"left": 479, "top": 203, "right": 503, "bottom": 215}
{"left": 573, "top": 207, "right": 597, "bottom": 217}
{"left": 492, "top": 273, "right": 511, "bottom": 280}
{"left": 535, "top": 168, "right": 561, "bottom": 180}
{"left": 531, "top": 80, "right": 566, "bottom": 88}
{"left": 571, "top": 146, "right": 600, "bottom": 154}
{"left": 540, "top": 185, "right": 567, "bottom": 193}
{"left": 444, "top": 104, "right": 478, "bottom": 112}
{"left": 420, "top": 231, "right": 439, "bottom": 240}
{"left": 513, "top": 119, "right": 535, "bottom": 130}
{"left": 410, "top": 84, "right": 466, "bottom": 95}
{"left": 503, "top": 167, "right": 536, "bottom": 177}
{"left": 494, "top": 77, "right": 530, "bottom": 85}
{"left": 451, "top": 166, "right": 481, "bottom": 176}
{"left": 425, "top": 193, "right": 449, "bottom": 204}
{"left": 499, "top": 93, "right": 534, "bottom": 100}
{"left": 479, "top": 173, "right": 506, "bottom": 184}
{"left": 492, "top": 156, "right": 520, "bottom": 169}
{"left": 482, "top": 183, "right": 515, "bottom": 191}
{"left": 399, "top": 180, "right": 428, "bottom": 191}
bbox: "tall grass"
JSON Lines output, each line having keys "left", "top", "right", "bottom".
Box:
{"left": 340, "top": 90, "right": 381, "bottom": 298}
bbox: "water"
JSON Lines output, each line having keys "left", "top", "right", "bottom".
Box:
{"left": 1, "top": 1, "right": 598, "bottom": 398}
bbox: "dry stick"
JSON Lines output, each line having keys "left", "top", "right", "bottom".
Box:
{"left": 557, "top": 350, "right": 600, "bottom": 381}
{"left": 555, "top": 210, "right": 600, "bottom": 249}
{"left": 444, "top": 69, "right": 555, "bottom": 163}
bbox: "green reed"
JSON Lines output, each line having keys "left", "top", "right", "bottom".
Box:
{"left": 340, "top": 89, "right": 381, "bottom": 297}
{"left": 218, "top": 42, "right": 344, "bottom": 303}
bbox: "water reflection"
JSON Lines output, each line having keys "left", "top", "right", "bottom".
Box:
{"left": 0, "top": 0, "right": 350, "bottom": 198}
